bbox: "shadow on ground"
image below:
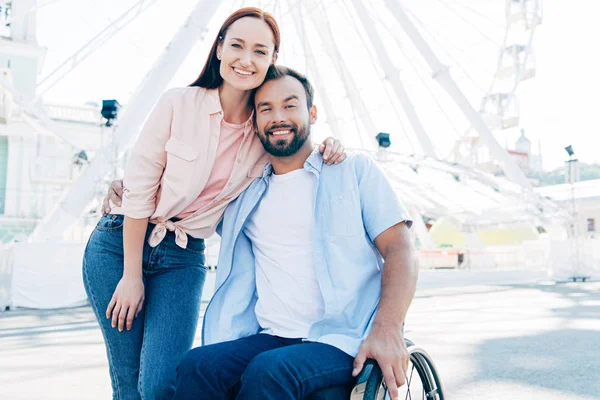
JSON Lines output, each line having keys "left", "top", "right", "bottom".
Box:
{"left": 472, "top": 282, "right": 600, "bottom": 398}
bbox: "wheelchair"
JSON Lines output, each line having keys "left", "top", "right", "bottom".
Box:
{"left": 306, "top": 338, "right": 445, "bottom": 400}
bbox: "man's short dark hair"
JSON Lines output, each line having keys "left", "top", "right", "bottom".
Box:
{"left": 253, "top": 65, "right": 315, "bottom": 109}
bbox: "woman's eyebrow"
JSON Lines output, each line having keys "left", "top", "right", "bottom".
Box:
{"left": 230, "top": 37, "right": 269, "bottom": 49}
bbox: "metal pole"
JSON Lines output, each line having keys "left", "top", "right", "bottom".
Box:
{"left": 569, "top": 157, "right": 580, "bottom": 278}
{"left": 305, "top": 0, "right": 379, "bottom": 149}
{"left": 289, "top": 1, "right": 346, "bottom": 143}
{"left": 34, "top": 0, "right": 161, "bottom": 102}
{"left": 350, "top": 0, "right": 436, "bottom": 158}
{"left": 385, "top": 0, "right": 532, "bottom": 190}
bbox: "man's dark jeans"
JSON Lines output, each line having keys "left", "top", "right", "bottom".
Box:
{"left": 173, "top": 333, "right": 355, "bottom": 400}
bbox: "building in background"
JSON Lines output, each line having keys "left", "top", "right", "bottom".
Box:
{"left": 0, "top": 2, "right": 106, "bottom": 243}
{"left": 507, "top": 128, "right": 543, "bottom": 175}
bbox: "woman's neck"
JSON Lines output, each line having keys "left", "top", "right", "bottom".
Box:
{"left": 218, "top": 83, "right": 253, "bottom": 124}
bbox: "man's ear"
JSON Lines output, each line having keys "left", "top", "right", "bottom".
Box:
{"left": 309, "top": 104, "right": 318, "bottom": 125}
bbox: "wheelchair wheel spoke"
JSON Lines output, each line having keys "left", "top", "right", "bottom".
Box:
{"left": 404, "top": 363, "right": 416, "bottom": 400}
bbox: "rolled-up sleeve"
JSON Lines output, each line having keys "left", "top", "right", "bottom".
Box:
{"left": 121, "top": 89, "right": 176, "bottom": 218}
{"left": 356, "top": 155, "right": 412, "bottom": 243}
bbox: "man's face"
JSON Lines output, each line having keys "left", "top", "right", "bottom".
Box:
{"left": 254, "top": 75, "right": 317, "bottom": 157}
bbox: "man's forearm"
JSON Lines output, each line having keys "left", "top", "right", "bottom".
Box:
{"left": 373, "top": 246, "right": 418, "bottom": 329}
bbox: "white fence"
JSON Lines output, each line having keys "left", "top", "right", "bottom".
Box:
{"left": 1, "top": 238, "right": 598, "bottom": 311}
{"left": 0, "top": 241, "right": 87, "bottom": 310}
{"left": 417, "top": 239, "right": 600, "bottom": 280}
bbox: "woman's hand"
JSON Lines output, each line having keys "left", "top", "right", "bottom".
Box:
{"left": 106, "top": 275, "right": 145, "bottom": 332}
{"left": 102, "top": 180, "right": 124, "bottom": 215}
{"left": 318, "top": 137, "right": 347, "bottom": 165}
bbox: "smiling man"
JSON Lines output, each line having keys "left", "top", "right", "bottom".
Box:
{"left": 173, "top": 66, "right": 418, "bottom": 400}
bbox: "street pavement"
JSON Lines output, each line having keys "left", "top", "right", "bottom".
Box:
{"left": 1, "top": 278, "right": 598, "bottom": 399}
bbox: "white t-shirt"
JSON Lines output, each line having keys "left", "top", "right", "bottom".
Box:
{"left": 244, "top": 168, "right": 325, "bottom": 338}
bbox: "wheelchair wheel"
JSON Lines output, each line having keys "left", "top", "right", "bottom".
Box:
{"left": 350, "top": 339, "right": 444, "bottom": 400}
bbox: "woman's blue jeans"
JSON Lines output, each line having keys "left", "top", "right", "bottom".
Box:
{"left": 83, "top": 214, "right": 207, "bottom": 400}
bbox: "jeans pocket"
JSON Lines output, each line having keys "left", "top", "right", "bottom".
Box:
{"left": 95, "top": 214, "right": 125, "bottom": 232}
{"left": 183, "top": 237, "right": 206, "bottom": 255}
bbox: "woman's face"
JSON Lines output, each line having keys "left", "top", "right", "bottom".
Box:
{"left": 218, "top": 17, "right": 277, "bottom": 91}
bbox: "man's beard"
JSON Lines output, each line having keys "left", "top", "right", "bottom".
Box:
{"left": 259, "top": 123, "right": 310, "bottom": 157}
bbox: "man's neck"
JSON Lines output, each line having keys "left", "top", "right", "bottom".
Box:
{"left": 218, "top": 83, "right": 252, "bottom": 124}
{"left": 270, "top": 142, "right": 315, "bottom": 175}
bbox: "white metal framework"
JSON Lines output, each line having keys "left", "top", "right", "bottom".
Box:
{"left": 2, "top": 0, "right": 548, "bottom": 242}
{"left": 30, "top": 0, "right": 221, "bottom": 240}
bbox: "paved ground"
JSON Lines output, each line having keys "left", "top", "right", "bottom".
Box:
{"left": 1, "top": 278, "right": 599, "bottom": 399}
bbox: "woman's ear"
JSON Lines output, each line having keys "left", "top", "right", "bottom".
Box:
{"left": 272, "top": 51, "right": 279, "bottom": 64}
{"left": 216, "top": 42, "right": 223, "bottom": 60}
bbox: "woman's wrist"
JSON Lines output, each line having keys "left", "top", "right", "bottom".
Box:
{"left": 122, "top": 264, "right": 143, "bottom": 280}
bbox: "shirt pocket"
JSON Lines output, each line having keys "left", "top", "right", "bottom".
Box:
{"left": 164, "top": 137, "right": 200, "bottom": 187}
{"left": 165, "top": 136, "right": 199, "bottom": 161}
{"left": 321, "top": 190, "right": 363, "bottom": 237}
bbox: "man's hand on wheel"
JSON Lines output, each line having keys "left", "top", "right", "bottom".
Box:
{"left": 352, "top": 323, "right": 408, "bottom": 400}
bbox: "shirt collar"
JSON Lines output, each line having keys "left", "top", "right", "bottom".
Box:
{"left": 254, "top": 148, "right": 324, "bottom": 180}
{"left": 207, "top": 88, "right": 255, "bottom": 135}
{"left": 304, "top": 148, "right": 324, "bottom": 173}
{"left": 205, "top": 88, "right": 223, "bottom": 115}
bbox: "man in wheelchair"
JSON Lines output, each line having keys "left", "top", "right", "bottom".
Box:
{"left": 173, "top": 66, "right": 419, "bottom": 400}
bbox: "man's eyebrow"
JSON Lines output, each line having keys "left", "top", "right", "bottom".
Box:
{"left": 230, "top": 37, "right": 269, "bottom": 49}
{"left": 284, "top": 95, "right": 300, "bottom": 102}
{"left": 256, "top": 101, "right": 272, "bottom": 108}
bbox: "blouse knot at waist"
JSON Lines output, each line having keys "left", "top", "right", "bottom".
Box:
{"left": 148, "top": 219, "right": 188, "bottom": 249}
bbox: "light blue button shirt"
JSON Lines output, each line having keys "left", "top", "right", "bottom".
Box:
{"left": 202, "top": 150, "right": 412, "bottom": 356}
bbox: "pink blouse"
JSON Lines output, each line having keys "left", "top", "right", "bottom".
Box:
{"left": 115, "top": 87, "right": 269, "bottom": 248}
{"left": 176, "top": 119, "right": 246, "bottom": 219}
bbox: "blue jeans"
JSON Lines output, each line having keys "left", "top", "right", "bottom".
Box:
{"left": 173, "top": 333, "right": 355, "bottom": 400}
{"left": 83, "top": 214, "right": 207, "bottom": 400}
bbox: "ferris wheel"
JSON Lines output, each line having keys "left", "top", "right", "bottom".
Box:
{"left": 27, "top": 0, "right": 543, "bottom": 159}
{"left": 2, "top": 0, "right": 546, "bottom": 240}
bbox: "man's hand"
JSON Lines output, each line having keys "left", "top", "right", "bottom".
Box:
{"left": 352, "top": 322, "right": 409, "bottom": 400}
{"left": 102, "top": 180, "right": 124, "bottom": 215}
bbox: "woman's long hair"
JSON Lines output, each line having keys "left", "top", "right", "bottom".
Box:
{"left": 189, "top": 7, "right": 281, "bottom": 89}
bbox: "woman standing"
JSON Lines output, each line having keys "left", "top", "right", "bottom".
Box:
{"left": 83, "top": 8, "right": 346, "bottom": 400}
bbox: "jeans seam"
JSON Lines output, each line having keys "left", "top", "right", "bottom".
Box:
{"left": 138, "top": 307, "right": 149, "bottom": 399}
{"left": 95, "top": 227, "right": 123, "bottom": 232}
{"left": 294, "top": 365, "right": 353, "bottom": 397}
{"left": 224, "top": 377, "right": 243, "bottom": 398}
{"left": 183, "top": 247, "right": 205, "bottom": 255}
{"left": 147, "top": 244, "right": 161, "bottom": 271}
{"left": 83, "top": 258, "right": 122, "bottom": 399}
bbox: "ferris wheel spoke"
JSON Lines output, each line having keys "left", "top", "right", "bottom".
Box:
{"left": 366, "top": 8, "right": 464, "bottom": 144}
{"left": 444, "top": 0, "right": 506, "bottom": 29}
{"left": 433, "top": 0, "right": 503, "bottom": 47}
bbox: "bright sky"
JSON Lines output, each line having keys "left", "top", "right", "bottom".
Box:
{"left": 517, "top": 0, "right": 600, "bottom": 169}
{"left": 28, "top": 0, "right": 600, "bottom": 170}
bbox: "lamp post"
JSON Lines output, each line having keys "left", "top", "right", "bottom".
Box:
{"left": 564, "top": 145, "right": 588, "bottom": 282}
